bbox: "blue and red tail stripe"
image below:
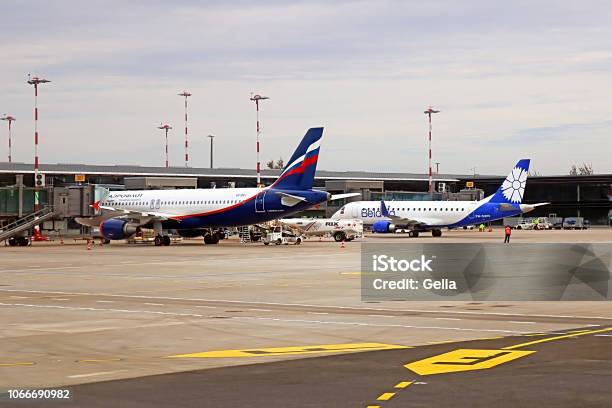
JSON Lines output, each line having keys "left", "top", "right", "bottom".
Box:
{"left": 271, "top": 127, "right": 323, "bottom": 190}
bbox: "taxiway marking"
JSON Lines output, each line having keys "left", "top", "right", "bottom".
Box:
{"left": 0, "top": 362, "right": 35, "bottom": 367}
{"left": 167, "top": 343, "right": 410, "bottom": 358}
{"left": 68, "top": 370, "right": 122, "bottom": 379}
{"left": 394, "top": 381, "right": 413, "bottom": 389}
{"left": 405, "top": 349, "right": 535, "bottom": 375}
{"left": 376, "top": 392, "right": 395, "bottom": 401}
{"left": 0, "top": 302, "right": 550, "bottom": 335}
{"left": 3, "top": 289, "right": 611, "bottom": 321}
{"left": 502, "top": 326, "right": 612, "bottom": 350}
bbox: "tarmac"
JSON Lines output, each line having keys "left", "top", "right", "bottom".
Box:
{"left": 0, "top": 227, "right": 611, "bottom": 406}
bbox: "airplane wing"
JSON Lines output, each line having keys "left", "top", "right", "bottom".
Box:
{"left": 380, "top": 200, "right": 443, "bottom": 226}
{"left": 94, "top": 204, "right": 175, "bottom": 221}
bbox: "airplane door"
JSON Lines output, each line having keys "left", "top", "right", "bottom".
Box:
{"left": 352, "top": 205, "right": 359, "bottom": 217}
{"left": 255, "top": 191, "right": 266, "bottom": 213}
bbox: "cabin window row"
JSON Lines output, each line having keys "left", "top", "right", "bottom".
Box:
{"left": 102, "top": 200, "right": 241, "bottom": 206}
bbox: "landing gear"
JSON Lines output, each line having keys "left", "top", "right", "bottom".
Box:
{"left": 162, "top": 235, "right": 171, "bottom": 246}
{"left": 154, "top": 235, "right": 162, "bottom": 246}
{"left": 408, "top": 230, "right": 419, "bottom": 238}
{"left": 203, "top": 232, "right": 220, "bottom": 245}
{"left": 333, "top": 232, "right": 346, "bottom": 242}
{"left": 432, "top": 229, "right": 442, "bottom": 237}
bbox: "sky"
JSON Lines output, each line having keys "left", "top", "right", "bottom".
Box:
{"left": 1, "top": 0, "right": 611, "bottom": 176}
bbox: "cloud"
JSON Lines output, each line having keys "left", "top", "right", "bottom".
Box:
{"left": 1, "top": 0, "right": 611, "bottom": 175}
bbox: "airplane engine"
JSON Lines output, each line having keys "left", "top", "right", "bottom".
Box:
{"left": 372, "top": 220, "right": 396, "bottom": 233}
{"left": 100, "top": 218, "right": 139, "bottom": 240}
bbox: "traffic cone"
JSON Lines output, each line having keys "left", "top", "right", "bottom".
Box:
{"left": 60, "top": 237, "right": 64, "bottom": 245}
{"left": 340, "top": 240, "right": 345, "bottom": 249}
{"left": 488, "top": 226, "right": 493, "bottom": 232}
{"left": 87, "top": 240, "right": 92, "bottom": 250}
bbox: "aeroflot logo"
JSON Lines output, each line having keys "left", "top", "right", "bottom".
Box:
{"left": 372, "top": 255, "right": 434, "bottom": 272}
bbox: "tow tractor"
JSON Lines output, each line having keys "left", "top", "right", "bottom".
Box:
{"left": 262, "top": 225, "right": 303, "bottom": 245}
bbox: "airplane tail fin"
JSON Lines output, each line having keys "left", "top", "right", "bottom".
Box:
{"left": 380, "top": 200, "right": 390, "bottom": 217}
{"left": 271, "top": 127, "right": 323, "bottom": 190}
{"left": 488, "top": 159, "right": 531, "bottom": 204}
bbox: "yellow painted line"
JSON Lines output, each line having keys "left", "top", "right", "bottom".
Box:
{"left": 405, "top": 349, "right": 535, "bottom": 375}
{"left": 366, "top": 405, "right": 381, "bottom": 408}
{"left": 473, "top": 336, "right": 503, "bottom": 341}
{"left": 377, "top": 392, "right": 396, "bottom": 401}
{"left": 394, "top": 381, "right": 413, "bottom": 389}
{"left": 167, "top": 342, "right": 411, "bottom": 358}
{"left": 0, "top": 362, "right": 35, "bottom": 367}
{"left": 503, "top": 327, "right": 612, "bottom": 350}
{"left": 427, "top": 340, "right": 461, "bottom": 345}
{"left": 77, "top": 358, "right": 122, "bottom": 363}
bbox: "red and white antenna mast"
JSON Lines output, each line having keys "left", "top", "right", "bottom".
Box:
{"left": 424, "top": 106, "right": 440, "bottom": 195}
{"left": 158, "top": 123, "right": 172, "bottom": 168}
{"left": 250, "top": 93, "right": 269, "bottom": 187}
{"left": 27, "top": 74, "right": 51, "bottom": 211}
{"left": 178, "top": 91, "right": 191, "bottom": 167}
{"left": 1, "top": 115, "right": 16, "bottom": 163}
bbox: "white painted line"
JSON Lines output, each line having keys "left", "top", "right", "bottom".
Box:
{"left": 308, "top": 312, "right": 328, "bottom": 315}
{"left": 144, "top": 303, "right": 164, "bottom": 306}
{"left": 0, "top": 302, "right": 529, "bottom": 334}
{"left": 435, "top": 317, "right": 461, "bottom": 321}
{"left": 0, "top": 303, "right": 204, "bottom": 318}
{"left": 9, "top": 296, "right": 28, "bottom": 299}
{"left": 2, "top": 289, "right": 611, "bottom": 321}
{"left": 231, "top": 315, "right": 528, "bottom": 334}
{"left": 508, "top": 321, "right": 536, "bottom": 324}
{"left": 68, "top": 370, "right": 122, "bottom": 379}
{"left": 247, "top": 308, "right": 272, "bottom": 312}
{"left": 594, "top": 334, "right": 612, "bottom": 337}
{"left": 53, "top": 298, "right": 69, "bottom": 301}
{"left": 195, "top": 305, "right": 216, "bottom": 309}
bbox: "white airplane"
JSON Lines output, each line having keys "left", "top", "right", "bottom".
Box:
{"left": 76, "top": 127, "right": 358, "bottom": 246}
{"left": 332, "top": 159, "right": 548, "bottom": 237}
{"left": 281, "top": 218, "right": 363, "bottom": 242}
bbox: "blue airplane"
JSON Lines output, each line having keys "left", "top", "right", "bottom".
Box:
{"left": 332, "top": 159, "right": 549, "bottom": 237}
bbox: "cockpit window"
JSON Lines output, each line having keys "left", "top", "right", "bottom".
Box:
{"left": 339, "top": 206, "right": 345, "bottom": 215}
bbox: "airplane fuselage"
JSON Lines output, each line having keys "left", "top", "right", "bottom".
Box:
{"left": 100, "top": 187, "right": 329, "bottom": 229}
{"left": 332, "top": 199, "right": 524, "bottom": 229}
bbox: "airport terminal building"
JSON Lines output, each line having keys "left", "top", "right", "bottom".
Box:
{"left": 1, "top": 162, "right": 611, "bottom": 233}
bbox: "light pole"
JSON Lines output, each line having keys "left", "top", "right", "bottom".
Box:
{"left": 178, "top": 91, "right": 191, "bottom": 167}
{"left": 158, "top": 123, "right": 172, "bottom": 168}
{"left": 250, "top": 93, "right": 269, "bottom": 187}
{"left": 1, "top": 115, "right": 16, "bottom": 163}
{"left": 424, "top": 106, "right": 440, "bottom": 195}
{"left": 27, "top": 75, "right": 51, "bottom": 210}
{"left": 207, "top": 134, "right": 215, "bottom": 169}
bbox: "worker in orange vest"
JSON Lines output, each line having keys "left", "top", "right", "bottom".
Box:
{"left": 504, "top": 225, "right": 512, "bottom": 243}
